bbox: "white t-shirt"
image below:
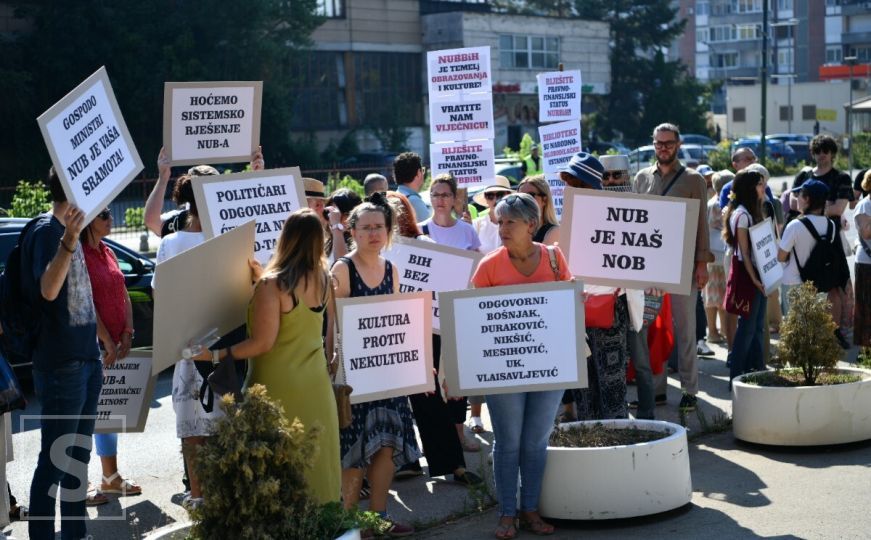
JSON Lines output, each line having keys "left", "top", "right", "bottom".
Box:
{"left": 854, "top": 196, "right": 871, "bottom": 265}
{"left": 778, "top": 214, "right": 831, "bottom": 285}
{"left": 473, "top": 215, "right": 501, "bottom": 254}
{"left": 419, "top": 218, "right": 481, "bottom": 251}
{"left": 152, "top": 230, "right": 206, "bottom": 288}
{"left": 729, "top": 205, "right": 753, "bottom": 262}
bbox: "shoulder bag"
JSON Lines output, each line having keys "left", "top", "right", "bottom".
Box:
{"left": 546, "top": 245, "right": 617, "bottom": 329}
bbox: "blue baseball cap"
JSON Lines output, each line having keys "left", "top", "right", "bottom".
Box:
{"left": 791, "top": 179, "right": 829, "bottom": 199}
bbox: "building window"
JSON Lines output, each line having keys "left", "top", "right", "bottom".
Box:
{"left": 290, "top": 52, "right": 347, "bottom": 130}
{"left": 735, "top": 0, "right": 763, "bottom": 13}
{"left": 776, "top": 49, "right": 794, "bottom": 71}
{"left": 733, "top": 107, "right": 746, "bottom": 122}
{"left": 499, "top": 34, "right": 560, "bottom": 69}
{"left": 826, "top": 46, "right": 842, "bottom": 64}
{"left": 711, "top": 52, "right": 739, "bottom": 68}
{"left": 849, "top": 46, "right": 871, "bottom": 63}
{"left": 353, "top": 52, "right": 423, "bottom": 127}
{"left": 697, "top": 28, "right": 708, "bottom": 44}
{"left": 709, "top": 25, "right": 737, "bottom": 43}
{"left": 802, "top": 105, "right": 816, "bottom": 121}
{"left": 737, "top": 24, "right": 762, "bottom": 40}
{"left": 779, "top": 106, "right": 793, "bottom": 121}
{"left": 777, "top": 0, "right": 793, "bottom": 9}
{"left": 697, "top": 1, "right": 710, "bottom": 15}
{"left": 316, "top": 0, "right": 344, "bottom": 17}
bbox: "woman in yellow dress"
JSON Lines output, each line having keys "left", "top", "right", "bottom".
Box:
{"left": 198, "top": 208, "right": 340, "bottom": 503}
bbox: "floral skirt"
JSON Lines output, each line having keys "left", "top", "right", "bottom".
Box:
{"left": 340, "top": 397, "right": 421, "bottom": 470}
{"left": 704, "top": 262, "right": 726, "bottom": 309}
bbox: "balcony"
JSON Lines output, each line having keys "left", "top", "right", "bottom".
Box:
{"left": 843, "top": 30, "right": 871, "bottom": 46}
{"left": 841, "top": 0, "right": 871, "bottom": 16}
{"left": 420, "top": 0, "right": 492, "bottom": 15}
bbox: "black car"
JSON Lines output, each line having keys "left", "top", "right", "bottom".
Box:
{"left": 0, "top": 217, "right": 154, "bottom": 371}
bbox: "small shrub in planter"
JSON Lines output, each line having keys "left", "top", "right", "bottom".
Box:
{"left": 549, "top": 422, "right": 669, "bottom": 448}
{"left": 746, "top": 282, "right": 851, "bottom": 387}
{"left": 191, "top": 385, "right": 379, "bottom": 539}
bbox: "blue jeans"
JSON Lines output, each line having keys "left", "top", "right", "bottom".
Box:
{"left": 29, "top": 359, "right": 102, "bottom": 540}
{"left": 486, "top": 390, "right": 562, "bottom": 517}
{"left": 728, "top": 291, "right": 768, "bottom": 382}
{"left": 94, "top": 433, "right": 117, "bottom": 457}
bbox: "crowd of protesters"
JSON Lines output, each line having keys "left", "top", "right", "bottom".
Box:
{"left": 11, "top": 123, "right": 868, "bottom": 539}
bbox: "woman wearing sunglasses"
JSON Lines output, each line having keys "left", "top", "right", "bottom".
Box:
{"left": 80, "top": 208, "right": 142, "bottom": 505}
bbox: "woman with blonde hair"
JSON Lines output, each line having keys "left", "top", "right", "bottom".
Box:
{"left": 517, "top": 175, "right": 559, "bottom": 246}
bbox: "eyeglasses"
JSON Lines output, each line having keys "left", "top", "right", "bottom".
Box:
{"left": 520, "top": 190, "right": 545, "bottom": 198}
{"left": 602, "top": 171, "right": 624, "bottom": 180}
{"left": 430, "top": 192, "right": 453, "bottom": 199}
{"left": 484, "top": 191, "right": 509, "bottom": 201}
{"left": 653, "top": 140, "right": 678, "bottom": 150}
{"left": 358, "top": 224, "right": 386, "bottom": 233}
{"left": 812, "top": 149, "right": 831, "bottom": 156}
{"left": 97, "top": 209, "right": 112, "bottom": 220}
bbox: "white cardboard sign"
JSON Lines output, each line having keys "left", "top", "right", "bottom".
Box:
{"left": 152, "top": 221, "right": 255, "bottom": 374}
{"left": 337, "top": 292, "right": 434, "bottom": 404}
{"left": 547, "top": 174, "right": 565, "bottom": 221}
{"left": 440, "top": 281, "right": 587, "bottom": 396}
{"left": 192, "top": 167, "right": 307, "bottom": 264}
{"left": 427, "top": 46, "right": 491, "bottom": 98}
{"left": 749, "top": 217, "right": 783, "bottom": 295}
{"left": 94, "top": 351, "right": 157, "bottom": 434}
{"left": 429, "top": 141, "right": 495, "bottom": 190}
{"left": 37, "top": 66, "right": 144, "bottom": 224}
{"left": 560, "top": 188, "right": 699, "bottom": 295}
{"left": 383, "top": 237, "right": 483, "bottom": 334}
{"left": 537, "top": 70, "right": 582, "bottom": 123}
{"left": 163, "top": 81, "right": 263, "bottom": 166}
{"left": 539, "top": 120, "right": 582, "bottom": 175}
{"left": 429, "top": 95, "right": 494, "bottom": 143}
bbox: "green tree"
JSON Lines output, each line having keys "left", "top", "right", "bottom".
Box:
{"left": 7, "top": 180, "right": 51, "bottom": 218}
{"left": 0, "top": 1, "right": 322, "bottom": 183}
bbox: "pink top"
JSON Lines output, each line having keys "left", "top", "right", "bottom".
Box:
{"left": 83, "top": 241, "right": 127, "bottom": 342}
{"left": 472, "top": 244, "right": 572, "bottom": 288}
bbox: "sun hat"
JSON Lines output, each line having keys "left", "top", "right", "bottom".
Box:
{"left": 303, "top": 178, "right": 326, "bottom": 199}
{"left": 743, "top": 162, "right": 770, "bottom": 180}
{"left": 696, "top": 164, "right": 714, "bottom": 177}
{"left": 559, "top": 152, "right": 604, "bottom": 190}
{"left": 472, "top": 175, "right": 514, "bottom": 206}
{"left": 599, "top": 154, "right": 630, "bottom": 172}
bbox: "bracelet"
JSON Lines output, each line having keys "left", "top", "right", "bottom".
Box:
{"left": 60, "top": 239, "right": 75, "bottom": 254}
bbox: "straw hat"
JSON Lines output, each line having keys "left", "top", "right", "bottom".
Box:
{"left": 473, "top": 175, "right": 514, "bottom": 206}
{"left": 599, "top": 154, "right": 630, "bottom": 172}
{"left": 303, "top": 177, "right": 326, "bottom": 199}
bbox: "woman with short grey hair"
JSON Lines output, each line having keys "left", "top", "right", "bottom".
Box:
{"left": 472, "top": 191, "right": 572, "bottom": 538}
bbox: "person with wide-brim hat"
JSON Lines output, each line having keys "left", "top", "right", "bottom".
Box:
{"left": 473, "top": 176, "right": 514, "bottom": 253}
{"left": 304, "top": 177, "right": 327, "bottom": 225}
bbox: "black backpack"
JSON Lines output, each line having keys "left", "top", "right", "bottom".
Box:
{"left": 792, "top": 217, "right": 847, "bottom": 293}
{"left": 0, "top": 217, "right": 43, "bottom": 367}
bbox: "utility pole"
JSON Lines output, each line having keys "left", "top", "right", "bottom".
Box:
{"left": 845, "top": 56, "right": 858, "bottom": 177}
{"left": 760, "top": 0, "right": 769, "bottom": 161}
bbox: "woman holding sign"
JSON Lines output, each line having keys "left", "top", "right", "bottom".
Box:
{"left": 471, "top": 192, "right": 572, "bottom": 538}
{"left": 723, "top": 170, "right": 768, "bottom": 383}
{"left": 332, "top": 194, "right": 420, "bottom": 537}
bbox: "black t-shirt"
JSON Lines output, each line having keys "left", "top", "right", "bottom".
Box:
{"left": 794, "top": 168, "right": 854, "bottom": 204}
{"left": 21, "top": 215, "right": 99, "bottom": 370}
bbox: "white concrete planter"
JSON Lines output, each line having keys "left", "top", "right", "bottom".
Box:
{"left": 732, "top": 367, "right": 871, "bottom": 446}
{"left": 145, "top": 522, "right": 360, "bottom": 540}
{"left": 539, "top": 419, "right": 692, "bottom": 520}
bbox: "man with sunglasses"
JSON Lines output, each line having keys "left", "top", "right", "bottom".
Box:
{"left": 633, "top": 123, "right": 714, "bottom": 412}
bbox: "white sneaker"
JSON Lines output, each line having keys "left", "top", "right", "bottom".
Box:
{"left": 697, "top": 339, "right": 714, "bottom": 356}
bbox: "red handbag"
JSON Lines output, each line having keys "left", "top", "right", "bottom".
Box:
{"left": 584, "top": 291, "right": 619, "bottom": 329}
{"left": 724, "top": 248, "right": 756, "bottom": 316}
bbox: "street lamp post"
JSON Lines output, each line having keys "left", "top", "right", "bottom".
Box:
{"left": 845, "top": 55, "right": 858, "bottom": 177}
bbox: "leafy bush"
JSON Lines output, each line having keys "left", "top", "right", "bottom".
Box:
{"left": 124, "top": 207, "right": 145, "bottom": 231}
{"left": 7, "top": 180, "right": 51, "bottom": 217}
{"left": 707, "top": 141, "right": 732, "bottom": 172}
{"left": 325, "top": 173, "right": 364, "bottom": 198}
{"left": 778, "top": 282, "right": 844, "bottom": 385}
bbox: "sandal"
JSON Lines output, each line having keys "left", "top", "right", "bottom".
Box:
{"left": 518, "top": 516, "right": 555, "bottom": 536}
{"left": 86, "top": 490, "right": 109, "bottom": 506}
{"left": 494, "top": 517, "right": 517, "bottom": 540}
{"left": 100, "top": 478, "right": 142, "bottom": 496}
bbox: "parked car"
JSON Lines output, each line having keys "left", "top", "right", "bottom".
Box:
{"left": 494, "top": 158, "right": 524, "bottom": 186}
{"left": 681, "top": 133, "right": 716, "bottom": 146}
{"left": 682, "top": 144, "right": 712, "bottom": 166}
{"left": 0, "top": 218, "right": 155, "bottom": 373}
{"left": 731, "top": 138, "right": 799, "bottom": 166}
{"left": 628, "top": 145, "right": 698, "bottom": 175}
{"left": 585, "top": 141, "right": 631, "bottom": 156}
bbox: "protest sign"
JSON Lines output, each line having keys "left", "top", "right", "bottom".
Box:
{"left": 37, "top": 66, "right": 144, "bottom": 224}
{"left": 94, "top": 351, "right": 157, "bottom": 434}
{"left": 163, "top": 81, "right": 263, "bottom": 166}
{"left": 749, "top": 217, "right": 783, "bottom": 295}
{"left": 546, "top": 174, "right": 566, "bottom": 220}
{"left": 383, "top": 237, "right": 483, "bottom": 334}
{"left": 440, "top": 281, "right": 586, "bottom": 397}
{"left": 427, "top": 46, "right": 491, "bottom": 98}
{"left": 152, "top": 221, "right": 255, "bottom": 374}
{"left": 539, "top": 120, "right": 582, "bottom": 175}
{"left": 192, "top": 167, "right": 306, "bottom": 264}
{"left": 429, "top": 95, "right": 494, "bottom": 142}
{"left": 537, "top": 70, "right": 582, "bottom": 123}
{"left": 336, "top": 292, "right": 434, "bottom": 404}
{"left": 561, "top": 187, "right": 698, "bottom": 295}
{"left": 429, "top": 141, "right": 495, "bottom": 190}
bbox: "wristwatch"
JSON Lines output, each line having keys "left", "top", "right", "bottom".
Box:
{"left": 330, "top": 223, "right": 345, "bottom": 231}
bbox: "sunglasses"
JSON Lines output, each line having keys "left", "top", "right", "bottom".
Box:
{"left": 484, "top": 191, "right": 509, "bottom": 201}
{"left": 653, "top": 140, "right": 678, "bottom": 149}
{"left": 97, "top": 209, "right": 112, "bottom": 220}
{"left": 602, "top": 171, "right": 624, "bottom": 180}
